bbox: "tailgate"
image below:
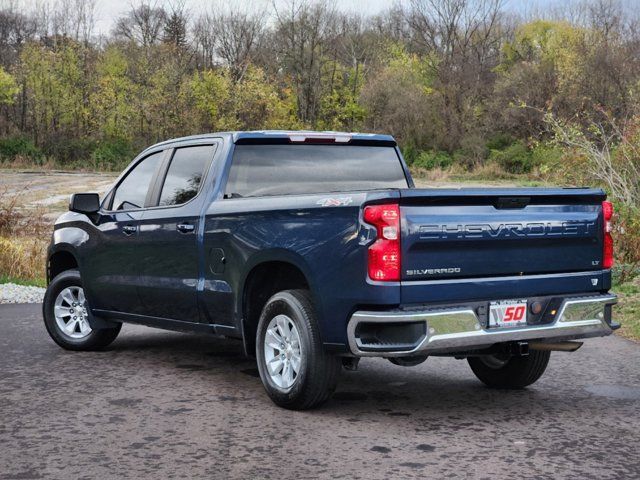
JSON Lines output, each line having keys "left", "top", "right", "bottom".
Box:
{"left": 400, "top": 188, "right": 606, "bottom": 281}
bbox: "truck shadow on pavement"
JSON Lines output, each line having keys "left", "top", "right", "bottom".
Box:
{"left": 100, "top": 326, "right": 584, "bottom": 419}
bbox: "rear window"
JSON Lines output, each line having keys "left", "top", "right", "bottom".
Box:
{"left": 225, "top": 145, "right": 408, "bottom": 198}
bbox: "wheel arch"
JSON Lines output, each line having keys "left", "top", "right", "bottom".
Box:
{"left": 239, "top": 251, "right": 316, "bottom": 357}
{"left": 47, "top": 223, "right": 92, "bottom": 283}
{"left": 47, "top": 248, "right": 79, "bottom": 284}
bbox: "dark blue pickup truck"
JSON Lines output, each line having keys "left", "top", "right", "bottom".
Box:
{"left": 43, "top": 131, "right": 618, "bottom": 409}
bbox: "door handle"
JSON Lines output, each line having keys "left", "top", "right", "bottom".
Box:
{"left": 122, "top": 225, "right": 137, "bottom": 235}
{"left": 177, "top": 223, "right": 195, "bottom": 234}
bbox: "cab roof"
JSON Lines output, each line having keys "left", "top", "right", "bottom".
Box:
{"left": 232, "top": 131, "right": 396, "bottom": 145}
{"left": 145, "top": 130, "right": 397, "bottom": 151}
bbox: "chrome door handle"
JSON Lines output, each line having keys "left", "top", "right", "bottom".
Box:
{"left": 122, "top": 225, "right": 137, "bottom": 235}
{"left": 177, "top": 223, "right": 195, "bottom": 233}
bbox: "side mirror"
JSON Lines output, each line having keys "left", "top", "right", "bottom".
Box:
{"left": 69, "top": 193, "right": 100, "bottom": 215}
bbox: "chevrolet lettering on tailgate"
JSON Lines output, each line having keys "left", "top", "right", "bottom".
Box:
{"left": 418, "top": 221, "right": 596, "bottom": 240}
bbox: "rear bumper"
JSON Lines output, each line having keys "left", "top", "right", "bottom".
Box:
{"left": 347, "top": 294, "right": 618, "bottom": 357}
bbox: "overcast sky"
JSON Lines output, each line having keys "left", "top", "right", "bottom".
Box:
{"left": 91, "top": 0, "right": 396, "bottom": 36}
{"left": 89, "top": 0, "right": 596, "bottom": 37}
{"left": 6, "top": 0, "right": 609, "bottom": 38}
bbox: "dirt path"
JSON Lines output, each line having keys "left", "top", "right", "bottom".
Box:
{"left": 0, "top": 170, "right": 118, "bottom": 220}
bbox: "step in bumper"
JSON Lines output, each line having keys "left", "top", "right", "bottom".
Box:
{"left": 347, "top": 294, "right": 618, "bottom": 357}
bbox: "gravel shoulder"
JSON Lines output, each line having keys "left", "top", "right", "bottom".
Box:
{"left": 0, "top": 283, "right": 45, "bottom": 304}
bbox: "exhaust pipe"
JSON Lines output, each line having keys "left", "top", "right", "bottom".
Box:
{"left": 529, "top": 341, "right": 583, "bottom": 352}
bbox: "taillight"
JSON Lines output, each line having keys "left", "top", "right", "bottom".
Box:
{"left": 363, "top": 203, "right": 401, "bottom": 281}
{"left": 602, "top": 200, "right": 614, "bottom": 269}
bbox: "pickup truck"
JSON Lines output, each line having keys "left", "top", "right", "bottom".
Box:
{"left": 43, "top": 131, "right": 618, "bottom": 409}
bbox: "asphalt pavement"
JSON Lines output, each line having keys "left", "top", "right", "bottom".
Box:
{"left": 1, "top": 303, "right": 639, "bottom": 479}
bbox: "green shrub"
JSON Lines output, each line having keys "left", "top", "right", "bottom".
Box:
{"left": 0, "top": 136, "right": 43, "bottom": 162}
{"left": 452, "top": 149, "right": 475, "bottom": 168}
{"left": 531, "top": 142, "right": 563, "bottom": 170}
{"left": 413, "top": 150, "right": 453, "bottom": 169}
{"left": 485, "top": 133, "right": 515, "bottom": 151}
{"left": 400, "top": 144, "right": 419, "bottom": 166}
{"left": 91, "top": 139, "right": 135, "bottom": 170}
{"left": 460, "top": 134, "right": 489, "bottom": 165}
{"left": 44, "top": 137, "right": 96, "bottom": 165}
{"left": 612, "top": 203, "right": 640, "bottom": 284}
{"left": 489, "top": 141, "right": 533, "bottom": 173}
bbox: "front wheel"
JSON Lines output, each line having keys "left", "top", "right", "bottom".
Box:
{"left": 43, "top": 269, "right": 121, "bottom": 351}
{"left": 467, "top": 350, "right": 551, "bottom": 389}
{"left": 256, "top": 289, "right": 341, "bottom": 410}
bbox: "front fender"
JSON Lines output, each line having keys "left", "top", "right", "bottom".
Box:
{"left": 48, "top": 227, "right": 89, "bottom": 277}
{"left": 48, "top": 212, "right": 93, "bottom": 288}
{"left": 51, "top": 212, "right": 93, "bottom": 248}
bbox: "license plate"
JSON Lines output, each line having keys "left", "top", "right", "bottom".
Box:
{"left": 489, "top": 299, "right": 528, "bottom": 328}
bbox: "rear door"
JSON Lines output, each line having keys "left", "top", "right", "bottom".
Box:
{"left": 399, "top": 188, "right": 606, "bottom": 282}
{"left": 136, "top": 143, "right": 218, "bottom": 322}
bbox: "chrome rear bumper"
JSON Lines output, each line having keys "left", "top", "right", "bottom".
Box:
{"left": 347, "top": 294, "right": 617, "bottom": 357}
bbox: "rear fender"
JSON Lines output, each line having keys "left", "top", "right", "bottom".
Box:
{"left": 237, "top": 249, "right": 318, "bottom": 319}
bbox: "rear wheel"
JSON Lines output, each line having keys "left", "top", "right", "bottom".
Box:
{"left": 256, "top": 289, "right": 341, "bottom": 410}
{"left": 43, "top": 269, "right": 121, "bottom": 351}
{"left": 467, "top": 350, "right": 551, "bottom": 389}
{"left": 388, "top": 355, "right": 428, "bottom": 367}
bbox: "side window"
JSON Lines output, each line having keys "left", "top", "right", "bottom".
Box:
{"left": 112, "top": 151, "right": 163, "bottom": 210}
{"left": 158, "top": 145, "right": 214, "bottom": 207}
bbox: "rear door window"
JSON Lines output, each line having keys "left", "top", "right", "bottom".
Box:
{"left": 225, "top": 145, "right": 408, "bottom": 198}
{"left": 158, "top": 145, "right": 215, "bottom": 206}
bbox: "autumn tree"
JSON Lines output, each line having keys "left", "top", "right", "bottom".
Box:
{"left": 0, "top": 0, "right": 639, "bottom": 175}
{"left": 405, "top": 0, "right": 506, "bottom": 150}
{"left": 272, "top": 0, "right": 337, "bottom": 126}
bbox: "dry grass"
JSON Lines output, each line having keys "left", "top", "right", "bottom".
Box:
{"left": 410, "top": 166, "right": 452, "bottom": 183}
{"left": 0, "top": 186, "right": 48, "bottom": 284}
{"left": 0, "top": 236, "right": 47, "bottom": 281}
{"left": 0, "top": 156, "right": 57, "bottom": 170}
{"left": 410, "top": 162, "right": 550, "bottom": 187}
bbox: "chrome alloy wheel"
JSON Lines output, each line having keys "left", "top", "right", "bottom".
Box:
{"left": 263, "top": 314, "right": 302, "bottom": 389}
{"left": 54, "top": 286, "right": 92, "bottom": 339}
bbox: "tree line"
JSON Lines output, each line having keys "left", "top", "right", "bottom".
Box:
{"left": 0, "top": 0, "right": 639, "bottom": 173}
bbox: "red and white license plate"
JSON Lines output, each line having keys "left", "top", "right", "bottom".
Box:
{"left": 489, "top": 299, "right": 528, "bottom": 328}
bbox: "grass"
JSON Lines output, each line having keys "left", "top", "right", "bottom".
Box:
{"left": 411, "top": 163, "right": 553, "bottom": 188}
{"left": 614, "top": 280, "right": 640, "bottom": 342}
{"left": 0, "top": 275, "right": 46, "bottom": 288}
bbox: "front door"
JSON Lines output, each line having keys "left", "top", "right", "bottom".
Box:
{"left": 136, "top": 144, "right": 218, "bottom": 322}
{"left": 83, "top": 150, "right": 166, "bottom": 315}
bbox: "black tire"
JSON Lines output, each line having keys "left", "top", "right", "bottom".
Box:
{"left": 388, "top": 355, "right": 428, "bottom": 367}
{"left": 467, "top": 350, "right": 551, "bottom": 389}
{"left": 255, "top": 289, "right": 341, "bottom": 410}
{"left": 43, "top": 269, "right": 121, "bottom": 351}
